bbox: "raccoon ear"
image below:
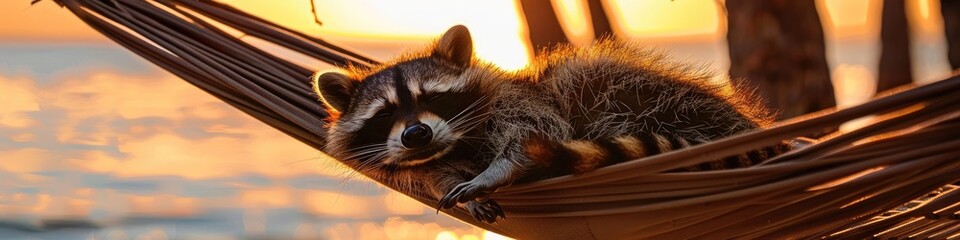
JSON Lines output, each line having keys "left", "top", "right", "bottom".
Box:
{"left": 433, "top": 25, "right": 473, "bottom": 67}
{"left": 313, "top": 71, "right": 358, "bottom": 113}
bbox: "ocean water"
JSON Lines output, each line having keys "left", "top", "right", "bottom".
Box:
{"left": 0, "top": 43, "right": 485, "bottom": 240}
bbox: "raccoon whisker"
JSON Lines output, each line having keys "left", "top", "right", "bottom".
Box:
{"left": 344, "top": 144, "right": 388, "bottom": 155}
{"left": 346, "top": 153, "right": 384, "bottom": 163}
{"left": 349, "top": 142, "right": 387, "bottom": 149}
{"left": 458, "top": 119, "right": 489, "bottom": 133}
{"left": 354, "top": 156, "right": 387, "bottom": 172}
{"left": 449, "top": 101, "right": 480, "bottom": 123}
{"left": 451, "top": 121, "right": 487, "bottom": 134}
{"left": 372, "top": 152, "right": 390, "bottom": 163}
{"left": 370, "top": 150, "right": 392, "bottom": 162}
{"left": 352, "top": 154, "right": 386, "bottom": 172}
{"left": 448, "top": 105, "right": 476, "bottom": 123}
{"left": 458, "top": 137, "right": 492, "bottom": 149}
{"left": 348, "top": 148, "right": 387, "bottom": 158}
{"left": 458, "top": 136, "right": 490, "bottom": 141}
{"left": 454, "top": 115, "right": 488, "bottom": 130}
{"left": 344, "top": 143, "right": 388, "bottom": 153}
{"left": 352, "top": 156, "right": 378, "bottom": 168}
{"left": 343, "top": 147, "right": 389, "bottom": 161}
{"left": 368, "top": 160, "right": 390, "bottom": 171}
{"left": 450, "top": 112, "right": 492, "bottom": 131}
{"left": 451, "top": 110, "right": 492, "bottom": 127}
{"left": 281, "top": 155, "right": 324, "bottom": 166}
{"left": 375, "top": 149, "right": 396, "bottom": 162}
{"left": 456, "top": 95, "right": 489, "bottom": 114}
{"left": 458, "top": 140, "right": 486, "bottom": 150}
{"left": 346, "top": 149, "right": 387, "bottom": 160}
{"left": 448, "top": 96, "right": 491, "bottom": 123}
{"left": 342, "top": 143, "right": 388, "bottom": 155}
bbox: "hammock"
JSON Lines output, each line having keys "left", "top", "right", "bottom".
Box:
{"left": 53, "top": 0, "right": 960, "bottom": 239}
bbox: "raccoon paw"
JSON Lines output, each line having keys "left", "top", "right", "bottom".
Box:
{"left": 466, "top": 200, "right": 505, "bottom": 224}
{"left": 437, "top": 180, "right": 496, "bottom": 210}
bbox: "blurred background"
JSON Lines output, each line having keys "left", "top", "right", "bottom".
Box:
{"left": 0, "top": 0, "right": 955, "bottom": 239}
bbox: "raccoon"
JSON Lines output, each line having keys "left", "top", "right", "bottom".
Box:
{"left": 313, "top": 25, "right": 785, "bottom": 224}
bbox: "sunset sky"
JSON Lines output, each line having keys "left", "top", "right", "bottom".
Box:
{"left": 2, "top": 0, "right": 948, "bottom": 70}
{"left": 0, "top": 0, "right": 955, "bottom": 239}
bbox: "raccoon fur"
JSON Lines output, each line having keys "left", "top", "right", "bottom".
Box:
{"left": 313, "top": 25, "right": 786, "bottom": 224}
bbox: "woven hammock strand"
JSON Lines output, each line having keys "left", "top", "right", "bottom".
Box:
{"left": 53, "top": 0, "right": 960, "bottom": 239}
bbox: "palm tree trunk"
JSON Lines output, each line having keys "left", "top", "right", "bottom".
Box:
{"left": 943, "top": 0, "right": 960, "bottom": 70}
{"left": 519, "top": 0, "right": 569, "bottom": 52}
{"left": 877, "top": 0, "right": 914, "bottom": 92}
{"left": 586, "top": 0, "right": 614, "bottom": 39}
{"left": 725, "top": 0, "right": 836, "bottom": 120}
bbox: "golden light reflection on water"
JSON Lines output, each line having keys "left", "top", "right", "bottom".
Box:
{"left": 0, "top": 76, "right": 39, "bottom": 128}
{"left": 383, "top": 191, "right": 426, "bottom": 215}
{"left": 321, "top": 217, "right": 510, "bottom": 240}
{"left": 127, "top": 194, "right": 200, "bottom": 217}
{"left": 0, "top": 68, "right": 489, "bottom": 237}
{"left": 241, "top": 187, "right": 293, "bottom": 207}
{"left": 0, "top": 71, "right": 338, "bottom": 179}
{"left": 435, "top": 231, "right": 459, "bottom": 240}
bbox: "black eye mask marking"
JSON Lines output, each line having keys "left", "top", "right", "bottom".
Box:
{"left": 423, "top": 89, "right": 483, "bottom": 121}
{"left": 343, "top": 97, "right": 396, "bottom": 162}
{"left": 347, "top": 120, "right": 392, "bottom": 162}
{"left": 372, "top": 105, "right": 395, "bottom": 119}
{"left": 426, "top": 92, "right": 446, "bottom": 103}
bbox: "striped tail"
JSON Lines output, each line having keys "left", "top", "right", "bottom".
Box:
{"left": 523, "top": 133, "right": 793, "bottom": 175}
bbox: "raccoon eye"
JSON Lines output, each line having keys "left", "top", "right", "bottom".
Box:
{"left": 427, "top": 92, "right": 447, "bottom": 103}
{"left": 373, "top": 109, "right": 393, "bottom": 119}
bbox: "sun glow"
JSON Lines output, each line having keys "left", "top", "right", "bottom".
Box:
{"left": 605, "top": 0, "right": 721, "bottom": 38}
{"left": 221, "top": 0, "right": 532, "bottom": 71}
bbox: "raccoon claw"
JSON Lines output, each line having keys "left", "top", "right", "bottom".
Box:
{"left": 437, "top": 180, "right": 495, "bottom": 210}
{"left": 437, "top": 195, "right": 456, "bottom": 212}
{"left": 467, "top": 200, "right": 505, "bottom": 224}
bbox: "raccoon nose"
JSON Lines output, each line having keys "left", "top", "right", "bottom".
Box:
{"left": 401, "top": 123, "right": 433, "bottom": 148}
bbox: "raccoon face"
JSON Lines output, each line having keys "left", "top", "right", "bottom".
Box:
{"left": 315, "top": 25, "right": 493, "bottom": 169}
